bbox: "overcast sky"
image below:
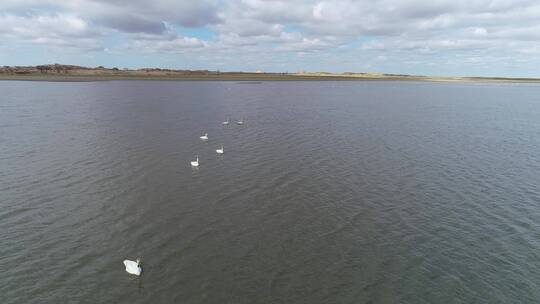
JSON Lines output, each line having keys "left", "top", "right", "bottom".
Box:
{"left": 1, "top": 0, "right": 540, "bottom": 76}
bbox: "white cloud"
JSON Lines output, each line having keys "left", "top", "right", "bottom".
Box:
{"left": 1, "top": 0, "right": 540, "bottom": 75}
{"left": 129, "top": 36, "right": 208, "bottom": 54}
{"left": 0, "top": 13, "right": 101, "bottom": 51}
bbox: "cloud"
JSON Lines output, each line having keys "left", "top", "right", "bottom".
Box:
{"left": 85, "top": 0, "right": 222, "bottom": 28}
{"left": 1, "top": 0, "right": 540, "bottom": 75}
{"left": 122, "top": 36, "right": 208, "bottom": 54}
{"left": 0, "top": 13, "right": 102, "bottom": 51}
{"left": 95, "top": 14, "right": 167, "bottom": 35}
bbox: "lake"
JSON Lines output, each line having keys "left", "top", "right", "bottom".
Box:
{"left": 1, "top": 80, "right": 540, "bottom": 303}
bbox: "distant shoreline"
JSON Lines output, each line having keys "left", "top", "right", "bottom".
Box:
{"left": 1, "top": 64, "right": 539, "bottom": 83}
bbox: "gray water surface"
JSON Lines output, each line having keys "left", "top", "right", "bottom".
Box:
{"left": 1, "top": 81, "right": 540, "bottom": 303}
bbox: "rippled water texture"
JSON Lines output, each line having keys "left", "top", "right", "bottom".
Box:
{"left": 1, "top": 81, "right": 540, "bottom": 303}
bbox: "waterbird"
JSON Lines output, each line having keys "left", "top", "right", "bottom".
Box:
{"left": 236, "top": 118, "right": 244, "bottom": 125}
{"left": 200, "top": 133, "right": 208, "bottom": 140}
{"left": 191, "top": 155, "right": 199, "bottom": 167}
{"left": 123, "top": 258, "right": 142, "bottom": 276}
{"left": 223, "top": 118, "right": 230, "bottom": 125}
{"left": 216, "top": 145, "right": 224, "bottom": 154}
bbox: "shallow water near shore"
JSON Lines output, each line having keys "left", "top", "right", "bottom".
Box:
{"left": 1, "top": 80, "right": 540, "bottom": 303}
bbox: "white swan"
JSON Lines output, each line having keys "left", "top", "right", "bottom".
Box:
{"left": 236, "top": 119, "right": 244, "bottom": 125}
{"left": 222, "top": 118, "right": 230, "bottom": 125}
{"left": 216, "top": 145, "right": 224, "bottom": 154}
{"left": 200, "top": 133, "right": 208, "bottom": 140}
{"left": 123, "top": 258, "right": 142, "bottom": 276}
{"left": 191, "top": 155, "right": 199, "bottom": 167}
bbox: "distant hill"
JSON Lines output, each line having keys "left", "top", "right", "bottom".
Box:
{"left": 0, "top": 64, "right": 220, "bottom": 75}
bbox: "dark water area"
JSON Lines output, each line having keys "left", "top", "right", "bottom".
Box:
{"left": 1, "top": 80, "right": 540, "bottom": 303}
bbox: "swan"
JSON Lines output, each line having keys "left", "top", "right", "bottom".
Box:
{"left": 191, "top": 155, "right": 199, "bottom": 167}
{"left": 123, "top": 258, "right": 142, "bottom": 276}
{"left": 216, "top": 145, "right": 224, "bottom": 154}
{"left": 222, "top": 118, "right": 230, "bottom": 125}
{"left": 200, "top": 133, "right": 208, "bottom": 140}
{"left": 236, "top": 119, "right": 244, "bottom": 125}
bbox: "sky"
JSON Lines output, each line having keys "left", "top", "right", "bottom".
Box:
{"left": 1, "top": 0, "right": 540, "bottom": 77}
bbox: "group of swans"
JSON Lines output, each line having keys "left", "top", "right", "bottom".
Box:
{"left": 223, "top": 118, "right": 244, "bottom": 125}
{"left": 126, "top": 120, "right": 241, "bottom": 276}
{"left": 191, "top": 118, "right": 241, "bottom": 167}
{"left": 190, "top": 146, "right": 223, "bottom": 167}
{"left": 191, "top": 134, "right": 223, "bottom": 167}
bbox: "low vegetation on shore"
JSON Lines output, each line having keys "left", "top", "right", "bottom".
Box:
{"left": 1, "top": 64, "right": 539, "bottom": 83}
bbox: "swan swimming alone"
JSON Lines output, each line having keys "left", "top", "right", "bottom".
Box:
{"left": 191, "top": 155, "right": 199, "bottom": 167}
{"left": 216, "top": 145, "right": 224, "bottom": 154}
{"left": 123, "top": 258, "right": 142, "bottom": 276}
{"left": 200, "top": 133, "right": 208, "bottom": 140}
